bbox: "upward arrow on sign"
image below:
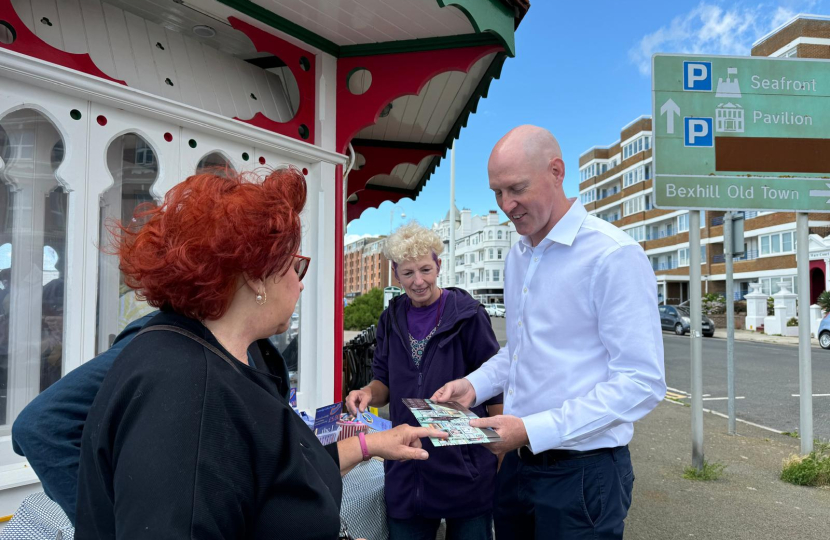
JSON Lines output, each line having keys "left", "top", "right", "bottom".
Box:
{"left": 661, "top": 98, "right": 680, "bottom": 134}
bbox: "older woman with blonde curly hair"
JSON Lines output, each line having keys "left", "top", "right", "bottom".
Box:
{"left": 346, "top": 222, "right": 503, "bottom": 540}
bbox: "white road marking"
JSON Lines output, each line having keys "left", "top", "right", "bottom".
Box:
{"left": 791, "top": 394, "right": 830, "bottom": 397}
{"left": 702, "top": 396, "right": 745, "bottom": 401}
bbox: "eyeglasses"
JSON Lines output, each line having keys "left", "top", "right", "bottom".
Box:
{"left": 293, "top": 254, "right": 311, "bottom": 281}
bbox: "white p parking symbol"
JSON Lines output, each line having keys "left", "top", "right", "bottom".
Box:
{"left": 684, "top": 117, "right": 713, "bottom": 147}
{"left": 683, "top": 61, "right": 712, "bottom": 91}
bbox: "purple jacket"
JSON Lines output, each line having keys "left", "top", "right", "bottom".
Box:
{"left": 372, "top": 288, "right": 502, "bottom": 520}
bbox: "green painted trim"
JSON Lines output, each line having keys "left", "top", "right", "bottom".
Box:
{"left": 363, "top": 184, "right": 417, "bottom": 196}
{"left": 411, "top": 52, "right": 508, "bottom": 197}
{"left": 351, "top": 139, "right": 445, "bottom": 152}
{"left": 216, "top": 0, "right": 341, "bottom": 56}
{"left": 218, "top": 0, "right": 513, "bottom": 58}
{"left": 339, "top": 33, "right": 501, "bottom": 58}
{"left": 436, "top": 0, "right": 516, "bottom": 57}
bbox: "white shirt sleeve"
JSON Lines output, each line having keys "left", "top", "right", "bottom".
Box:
{"left": 522, "top": 244, "right": 667, "bottom": 452}
{"left": 465, "top": 345, "right": 510, "bottom": 407}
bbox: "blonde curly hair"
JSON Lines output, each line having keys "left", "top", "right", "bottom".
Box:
{"left": 383, "top": 222, "right": 444, "bottom": 264}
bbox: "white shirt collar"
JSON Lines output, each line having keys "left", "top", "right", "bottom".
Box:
{"left": 519, "top": 198, "right": 587, "bottom": 251}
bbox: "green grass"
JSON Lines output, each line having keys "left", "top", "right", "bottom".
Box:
{"left": 780, "top": 441, "right": 830, "bottom": 487}
{"left": 782, "top": 430, "right": 800, "bottom": 439}
{"left": 683, "top": 460, "right": 726, "bottom": 481}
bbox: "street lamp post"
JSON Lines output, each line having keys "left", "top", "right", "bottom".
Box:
{"left": 388, "top": 207, "right": 405, "bottom": 288}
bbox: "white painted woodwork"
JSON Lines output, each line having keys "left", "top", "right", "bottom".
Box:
{"left": 0, "top": 49, "right": 345, "bottom": 512}
{"left": 8, "top": 0, "right": 297, "bottom": 121}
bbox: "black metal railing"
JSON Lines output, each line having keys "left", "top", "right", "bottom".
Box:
{"left": 343, "top": 326, "right": 376, "bottom": 394}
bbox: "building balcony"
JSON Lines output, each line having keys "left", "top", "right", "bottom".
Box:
{"left": 467, "top": 280, "right": 504, "bottom": 289}
{"left": 711, "top": 210, "right": 760, "bottom": 226}
{"left": 652, "top": 261, "right": 679, "bottom": 271}
{"left": 596, "top": 190, "right": 623, "bottom": 208}
{"left": 712, "top": 250, "right": 760, "bottom": 263}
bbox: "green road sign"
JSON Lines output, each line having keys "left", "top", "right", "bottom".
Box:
{"left": 652, "top": 54, "right": 830, "bottom": 212}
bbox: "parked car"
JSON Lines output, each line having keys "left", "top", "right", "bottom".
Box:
{"left": 659, "top": 305, "right": 715, "bottom": 337}
{"left": 485, "top": 303, "right": 506, "bottom": 317}
{"left": 817, "top": 314, "right": 830, "bottom": 349}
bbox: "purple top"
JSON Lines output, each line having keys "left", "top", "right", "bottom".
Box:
{"left": 405, "top": 289, "right": 448, "bottom": 340}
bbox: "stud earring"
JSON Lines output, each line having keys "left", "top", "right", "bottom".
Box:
{"left": 256, "top": 291, "right": 267, "bottom": 305}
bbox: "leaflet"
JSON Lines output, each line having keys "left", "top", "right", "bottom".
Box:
{"left": 355, "top": 410, "right": 392, "bottom": 432}
{"left": 314, "top": 402, "right": 342, "bottom": 438}
{"left": 403, "top": 398, "right": 502, "bottom": 447}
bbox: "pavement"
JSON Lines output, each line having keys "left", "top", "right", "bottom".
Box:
{"left": 711, "top": 327, "right": 821, "bottom": 347}
{"left": 342, "top": 323, "right": 830, "bottom": 538}
{"left": 627, "top": 400, "right": 830, "bottom": 540}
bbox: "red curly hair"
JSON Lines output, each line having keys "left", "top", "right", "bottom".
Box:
{"left": 114, "top": 167, "right": 306, "bottom": 320}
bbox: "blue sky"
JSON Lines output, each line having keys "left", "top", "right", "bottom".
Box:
{"left": 345, "top": 0, "right": 826, "bottom": 242}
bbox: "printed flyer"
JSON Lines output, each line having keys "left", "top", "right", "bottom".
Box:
{"left": 403, "top": 398, "right": 502, "bottom": 446}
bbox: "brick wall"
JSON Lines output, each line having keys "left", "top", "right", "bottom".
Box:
{"left": 751, "top": 18, "right": 830, "bottom": 57}
{"left": 797, "top": 43, "right": 830, "bottom": 59}
{"left": 579, "top": 146, "right": 612, "bottom": 167}
{"left": 621, "top": 118, "right": 652, "bottom": 143}
{"left": 596, "top": 190, "right": 624, "bottom": 209}
{"left": 579, "top": 177, "right": 596, "bottom": 192}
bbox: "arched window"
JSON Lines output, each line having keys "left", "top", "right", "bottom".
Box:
{"left": 196, "top": 151, "right": 235, "bottom": 176}
{"left": 96, "top": 134, "right": 159, "bottom": 354}
{"left": 497, "top": 230, "right": 503, "bottom": 240}
{"left": 488, "top": 231, "right": 493, "bottom": 240}
{"left": 0, "top": 109, "right": 68, "bottom": 427}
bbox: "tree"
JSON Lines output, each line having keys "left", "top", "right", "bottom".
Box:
{"left": 343, "top": 288, "right": 385, "bottom": 330}
{"left": 818, "top": 290, "right": 830, "bottom": 314}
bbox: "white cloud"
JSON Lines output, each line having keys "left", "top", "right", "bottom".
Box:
{"left": 629, "top": 1, "right": 817, "bottom": 76}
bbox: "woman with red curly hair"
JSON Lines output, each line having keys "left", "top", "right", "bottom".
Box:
{"left": 74, "top": 167, "right": 444, "bottom": 540}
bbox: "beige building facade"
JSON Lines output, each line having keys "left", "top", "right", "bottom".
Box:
{"left": 578, "top": 14, "right": 830, "bottom": 305}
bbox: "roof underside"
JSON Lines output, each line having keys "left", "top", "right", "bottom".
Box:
{"left": 95, "top": 0, "right": 524, "bottom": 217}
{"left": 233, "top": 0, "right": 477, "bottom": 45}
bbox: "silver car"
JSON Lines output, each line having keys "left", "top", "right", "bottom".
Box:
{"left": 485, "top": 303, "right": 506, "bottom": 317}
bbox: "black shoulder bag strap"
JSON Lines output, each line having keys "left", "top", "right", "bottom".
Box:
{"left": 135, "top": 325, "right": 242, "bottom": 375}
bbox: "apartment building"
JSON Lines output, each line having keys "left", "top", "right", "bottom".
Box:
{"left": 577, "top": 14, "right": 830, "bottom": 305}
{"left": 343, "top": 236, "right": 401, "bottom": 299}
{"left": 433, "top": 207, "right": 518, "bottom": 303}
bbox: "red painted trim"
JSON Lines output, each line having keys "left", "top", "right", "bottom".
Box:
{"left": 334, "top": 164, "right": 344, "bottom": 403}
{"left": 336, "top": 44, "right": 502, "bottom": 154}
{"left": 0, "top": 0, "right": 125, "bottom": 85}
{"left": 810, "top": 260, "right": 825, "bottom": 272}
{"left": 348, "top": 144, "right": 441, "bottom": 197}
{"left": 228, "top": 17, "right": 315, "bottom": 144}
{"left": 347, "top": 189, "right": 414, "bottom": 223}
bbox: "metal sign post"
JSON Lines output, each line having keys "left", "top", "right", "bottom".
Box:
{"left": 449, "top": 142, "right": 456, "bottom": 286}
{"left": 797, "top": 213, "right": 813, "bottom": 454}
{"left": 653, "top": 53, "right": 830, "bottom": 457}
{"left": 724, "top": 212, "right": 736, "bottom": 435}
{"left": 690, "top": 212, "right": 704, "bottom": 470}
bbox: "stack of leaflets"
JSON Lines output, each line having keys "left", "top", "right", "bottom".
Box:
{"left": 403, "top": 398, "right": 502, "bottom": 447}
{"left": 314, "top": 403, "right": 342, "bottom": 444}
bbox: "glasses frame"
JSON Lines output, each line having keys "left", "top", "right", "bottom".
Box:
{"left": 293, "top": 254, "right": 311, "bottom": 281}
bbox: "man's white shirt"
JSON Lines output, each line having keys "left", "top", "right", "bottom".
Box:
{"left": 466, "top": 200, "right": 666, "bottom": 453}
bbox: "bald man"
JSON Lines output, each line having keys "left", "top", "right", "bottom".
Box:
{"left": 432, "top": 125, "right": 666, "bottom": 539}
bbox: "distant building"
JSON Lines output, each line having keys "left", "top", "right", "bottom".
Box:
{"left": 577, "top": 13, "right": 830, "bottom": 305}
{"left": 433, "top": 207, "right": 518, "bottom": 303}
{"left": 344, "top": 236, "right": 400, "bottom": 299}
